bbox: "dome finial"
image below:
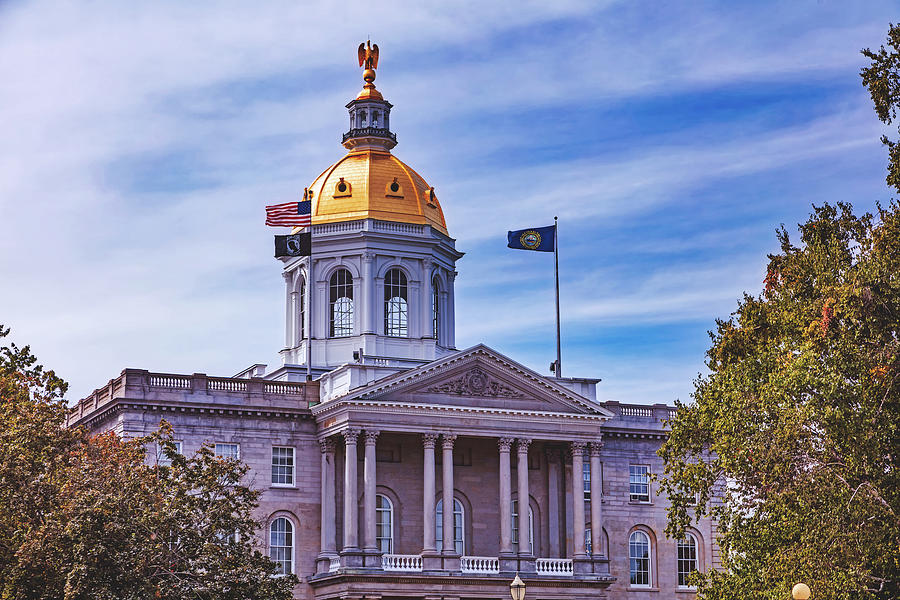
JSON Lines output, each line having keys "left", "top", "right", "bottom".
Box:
{"left": 358, "top": 40, "right": 380, "bottom": 89}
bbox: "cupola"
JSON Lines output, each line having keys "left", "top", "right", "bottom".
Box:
{"left": 343, "top": 41, "right": 397, "bottom": 152}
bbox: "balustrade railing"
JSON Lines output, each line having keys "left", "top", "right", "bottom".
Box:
{"left": 381, "top": 554, "right": 423, "bottom": 572}
{"left": 619, "top": 405, "right": 654, "bottom": 417}
{"left": 69, "top": 369, "right": 318, "bottom": 426}
{"left": 535, "top": 558, "right": 574, "bottom": 576}
{"left": 148, "top": 374, "right": 191, "bottom": 389}
{"left": 263, "top": 381, "right": 307, "bottom": 395}
{"left": 329, "top": 556, "right": 341, "bottom": 573}
{"left": 207, "top": 378, "right": 247, "bottom": 392}
{"left": 460, "top": 555, "right": 500, "bottom": 574}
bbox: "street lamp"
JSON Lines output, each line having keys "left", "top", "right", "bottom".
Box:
{"left": 792, "top": 583, "right": 811, "bottom": 600}
{"left": 510, "top": 573, "right": 526, "bottom": 600}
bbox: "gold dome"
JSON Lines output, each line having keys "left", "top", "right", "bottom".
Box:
{"left": 305, "top": 149, "right": 448, "bottom": 235}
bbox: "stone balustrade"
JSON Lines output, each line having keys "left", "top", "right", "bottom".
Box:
{"left": 460, "top": 556, "right": 500, "bottom": 575}
{"left": 605, "top": 401, "right": 675, "bottom": 425}
{"left": 382, "top": 554, "right": 423, "bottom": 572}
{"left": 68, "top": 368, "right": 318, "bottom": 427}
{"left": 535, "top": 558, "right": 574, "bottom": 576}
{"left": 329, "top": 557, "right": 341, "bottom": 573}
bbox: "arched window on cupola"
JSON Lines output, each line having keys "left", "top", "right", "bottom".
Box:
{"left": 372, "top": 110, "right": 380, "bottom": 127}
{"left": 359, "top": 109, "right": 367, "bottom": 127}
{"left": 329, "top": 269, "right": 354, "bottom": 337}
{"left": 432, "top": 276, "right": 441, "bottom": 343}
{"left": 384, "top": 268, "right": 408, "bottom": 337}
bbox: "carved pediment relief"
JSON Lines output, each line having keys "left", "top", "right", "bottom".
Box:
{"left": 424, "top": 367, "right": 525, "bottom": 398}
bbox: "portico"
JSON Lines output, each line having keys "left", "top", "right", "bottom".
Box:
{"left": 310, "top": 345, "right": 615, "bottom": 592}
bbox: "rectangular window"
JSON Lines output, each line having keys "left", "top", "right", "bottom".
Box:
{"left": 629, "top": 465, "right": 651, "bottom": 503}
{"left": 272, "top": 447, "right": 295, "bottom": 486}
{"left": 156, "top": 441, "right": 182, "bottom": 467}
{"left": 583, "top": 461, "right": 591, "bottom": 499}
{"left": 214, "top": 443, "right": 240, "bottom": 461}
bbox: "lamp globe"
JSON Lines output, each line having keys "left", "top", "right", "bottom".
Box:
{"left": 510, "top": 574, "right": 526, "bottom": 600}
{"left": 792, "top": 583, "right": 811, "bottom": 600}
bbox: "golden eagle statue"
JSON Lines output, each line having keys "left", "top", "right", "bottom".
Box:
{"left": 358, "top": 40, "right": 379, "bottom": 71}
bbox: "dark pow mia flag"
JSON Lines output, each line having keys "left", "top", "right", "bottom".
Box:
{"left": 274, "top": 233, "right": 311, "bottom": 257}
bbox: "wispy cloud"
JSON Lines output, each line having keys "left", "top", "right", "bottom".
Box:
{"left": 0, "top": 0, "right": 896, "bottom": 404}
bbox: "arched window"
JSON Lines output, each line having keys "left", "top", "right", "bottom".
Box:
{"left": 384, "top": 268, "right": 408, "bottom": 337}
{"left": 329, "top": 269, "right": 354, "bottom": 337}
{"left": 432, "top": 276, "right": 441, "bottom": 343}
{"left": 269, "top": 517, "right": 294, "bottom": 575}
{"left": 298, "top": 276, "right": 306, "bottom": 339}
{"left": 435, "top": 498, "right": 464, "bottom": 554}
{"left": 629, "top": 530, "right": 651, "bottom": 587}
{"left": 376, "top": 494, "right": 393, "bottom": 554}
{"left": 677, "top": 534, "right": 699, "bottom": 588}
{"left": 511, "top": 499, "right": 534, "bottom": 554}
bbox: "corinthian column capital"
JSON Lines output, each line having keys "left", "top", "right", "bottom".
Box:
{"left": 497, "top": 437, "right": 515, "bottom": 452}
{"left": 364, "top": 430, "right": 380, "bottom": 445}
{"left": 568, "top": 441, "right": 587, "bottom": 459}
{"left": 516, "top": 438, "right": 532, "bottom": 454}
{"left": 441, "top": 433, "right": 457, "bottom": 450}
{"left": 422, "top": 432, "right": 439, "bottom": 449}
{"left": 318, "top": 437, "right": 336, "bottom": 453}
{"left": 342, "top": 427, "right": 361, "bottom": 443}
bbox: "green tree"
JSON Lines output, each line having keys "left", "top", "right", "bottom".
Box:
{"left": 862, "top": 23, "right": 900, "bottom": 193}
{"left": 0, "top": 325, "right": 297, "bottom": 599}
{"left": 658, "top": 203, "right": 900, "bottom": 599}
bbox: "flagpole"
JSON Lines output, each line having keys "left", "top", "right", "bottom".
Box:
{"left": 554, "top": 216, "right": 562, "bottom": 378}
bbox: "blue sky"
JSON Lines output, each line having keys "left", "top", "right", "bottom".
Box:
{"left": 0, "top": 1, "right": 897, "bottom": 405}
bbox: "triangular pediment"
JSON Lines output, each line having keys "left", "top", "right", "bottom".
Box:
{"left": 343, "top": 345, "right": 612, "bottom": 417}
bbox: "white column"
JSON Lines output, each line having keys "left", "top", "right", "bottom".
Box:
{"left": 319, "top": 438, "right": 337, "bottom": 554}
{"left": 421, "top": 258, "right": 433, "bottom": 338}
{"left": 570, "top": 441, "right": 587, "bottom": 558}
{"left": 283, "top": 271, "right": 293, "bottom": 348}
{"left": 447, "top": 271, "right": 457, "bottom": 348}
{"left": 361, "top": 252, "right": 375, "bottom": 335}
{"left": 290, "top": 291, "right": 299, "bottom": 347}
{"left": 590, "top": 440, "right": 603, "bottom": 557}
{"left": 441, "top": 433, "right": 457, "bottom": 555}
{"left": 516, "top": 438, "right": 532, "bottom": 556}
{"left": 498, "top": 438, "right": 514, "bottom": 555}
{"left": 342, "top": 428, "right": 361, "bottom": 551}
{"left": 363, "top": 430, "right": 379, "bottom": 552}
{"left": 422, "top": 433, "right": 438, "bottom": 553}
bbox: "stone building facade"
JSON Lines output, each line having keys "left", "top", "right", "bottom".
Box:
{"left": 68, "top": 47, "right": 718, "bottom": 600}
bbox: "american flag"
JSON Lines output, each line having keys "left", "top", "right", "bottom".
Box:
{"left": 265, "top": 200, "right": 312, "bottom": 227}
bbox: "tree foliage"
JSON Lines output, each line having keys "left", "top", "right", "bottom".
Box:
{"left": 659, "top": 203, "right": 900, "bottom": 599}
{"left": 862, "top": 23, "right": 900, "bottom": 193}
{"left": 0, "top": 325, "right": 297, "bottom": 599}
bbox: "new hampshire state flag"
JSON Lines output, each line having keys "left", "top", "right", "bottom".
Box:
{"left": 507, "top": 225, "right": 555, "bottom": 252}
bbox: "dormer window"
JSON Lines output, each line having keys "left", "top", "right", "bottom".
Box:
{"left": 334, "top": 177, "right": 352, "bottom": 198}
{"left": 385, "top": 177, "right": 403, "bottom": 198}
{"left": 425, "top": 187, "right": 438, "bottom": 207}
